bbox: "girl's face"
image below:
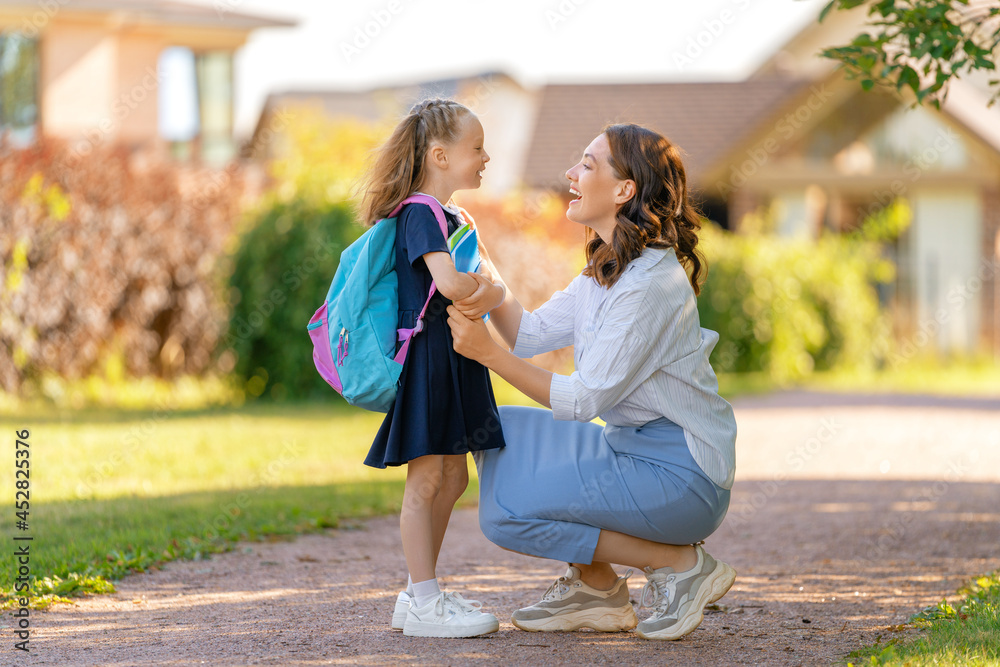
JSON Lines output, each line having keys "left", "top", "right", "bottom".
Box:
{"left": 444, "top": 115, "right": 490, "bottom": 191}
{"left": 564, "top": 133, "right": 633, "bottom": 236}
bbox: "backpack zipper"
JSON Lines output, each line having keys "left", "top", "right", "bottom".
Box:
{"left": 337, "top": 327, "right": 347, "bottom": 366}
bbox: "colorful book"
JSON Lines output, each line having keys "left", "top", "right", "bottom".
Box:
{"left": 448, "top": 222, "right": 488, "bottom": 321}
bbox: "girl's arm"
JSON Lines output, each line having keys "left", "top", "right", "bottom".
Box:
{"left": 446, "top": 305, "right": 552, "bottom": 407}
{"left": 423, "top": 252, "right": 479, "bottom": 301}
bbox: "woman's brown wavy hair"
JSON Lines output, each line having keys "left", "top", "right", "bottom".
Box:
{"left": 583, "top": 123, "right": 705, "bottom": 294}
{"left": 358, "top": 98, "right": 472, "bottom": 225}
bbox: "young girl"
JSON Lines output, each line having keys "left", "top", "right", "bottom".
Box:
{"left": 358, "top": 99, "right": 507, "bottom": 638}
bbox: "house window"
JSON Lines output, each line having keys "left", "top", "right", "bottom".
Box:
{"left": 195, "top": 51, "right": 234, "bottom": 164}
{"left": 0, "top": 32, "right": 39, "bottom": 146}
{"left": 158, "top": 47, "right": 199, "bottom": 159}
{"left": 157, "top": 47, "right": 234, "bottom": 164}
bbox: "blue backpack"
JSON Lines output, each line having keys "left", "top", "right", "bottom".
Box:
{"left": 307, "top": 194, "right": 449, "bottom": 412}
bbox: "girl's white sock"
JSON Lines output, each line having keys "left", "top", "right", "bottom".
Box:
{"left": 411, "top": 578, "right": 441, "bottom": 609}
{"left": 406, "top": 575, "right": 414, "bottom": 597}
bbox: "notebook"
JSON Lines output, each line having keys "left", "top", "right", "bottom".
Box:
{"left": 448, "top": 222, "right": 488, "bottom": 321}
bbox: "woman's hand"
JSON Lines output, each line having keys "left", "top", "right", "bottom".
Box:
{"left": 453, "top": 271, "right": 504, "bottom": 319}
{"left": 447, "top": 305, "right": 499, "bottom": 366}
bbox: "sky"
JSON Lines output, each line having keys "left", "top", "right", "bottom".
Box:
{"left": 178, "top": 0, "right": 827, "bottom": 137}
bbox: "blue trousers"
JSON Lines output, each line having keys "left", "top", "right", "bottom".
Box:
{"left": 474, "top": 406, "right": 730, "bottom": 565}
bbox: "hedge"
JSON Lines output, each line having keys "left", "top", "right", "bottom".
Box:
{"left": 699, "top": 224, "right": 893, "bottom": 382}
{"left": 0, "top": 140, "right": 244, "bottom": 394}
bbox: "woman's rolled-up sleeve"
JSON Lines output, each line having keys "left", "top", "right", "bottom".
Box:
{"left": 511, "top": 274, "right": 583, "bottom": 358}
{"left": 548, "top": 323, "right": 657, "bottom": 422}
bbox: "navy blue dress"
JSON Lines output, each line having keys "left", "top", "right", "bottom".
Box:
{"left": 365, "top": 203, "right": 506, "bottom": 468}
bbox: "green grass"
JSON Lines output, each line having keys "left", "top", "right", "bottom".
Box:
{"left": 0, "top": 401, "right": 472, "bottom": 609}
{"left": 806, "top": 357, "right": 1000, "bottom": 397}
{"left": 717, "top": 357, "right": 1000, "bottom": 400}
{"left": 847, "top": 571, "right": 1000, "bottom": 666}
{"left": 0, "top": 373, "right": 546, "bottom": 610}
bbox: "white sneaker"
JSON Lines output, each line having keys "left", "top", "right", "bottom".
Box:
{"left": 403, "top": 591, "right": 500, "bottom": 638}
{"left": 391, "top": 591, "right": 411, "bottom": 631}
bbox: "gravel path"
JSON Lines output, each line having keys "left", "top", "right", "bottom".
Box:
{"left": 23, "top": 392, "right": 1000, "bottom": 666}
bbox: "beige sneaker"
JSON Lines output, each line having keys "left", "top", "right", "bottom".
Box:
{"left": 511, "top": 566, "right": 638, "bottom": 632}
{"left": 636, "top": 545, "right": 736, "bottom": 640}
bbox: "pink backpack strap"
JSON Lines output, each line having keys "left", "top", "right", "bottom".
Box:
{"left": 389, "top": 194, "right": 452, "bottom": 363}
{"left": 389, "top": 194, "right": 449, "bottom": 238}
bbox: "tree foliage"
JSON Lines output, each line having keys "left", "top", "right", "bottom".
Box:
{"left": 819, "top": 0, "right": 1000, "bottom": 107}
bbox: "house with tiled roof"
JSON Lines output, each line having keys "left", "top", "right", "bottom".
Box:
{"left": 0, "top": 0, "right": 295, "bottom": 162}
{"left": 251, "top": 71, "right": 540, "bottom": 195}
{"left": 250, "top": 7, "right": 1000, "bottom": 356}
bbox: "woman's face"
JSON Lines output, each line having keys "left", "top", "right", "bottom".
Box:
{"left": 564, "top": 133, "right": 633, "bottom": 237}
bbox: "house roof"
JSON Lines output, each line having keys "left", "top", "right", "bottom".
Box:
{"left": 521, "top": 78, "right": 812, "bottom": 191}
{"left": 0, "top": 0, "right": 297, "bottom": 30}
{"left": 941, "top": 80, "right": 1000, "bottom": 158}
{"left": 249, "top": 71, "right": 523, "bottom": 147}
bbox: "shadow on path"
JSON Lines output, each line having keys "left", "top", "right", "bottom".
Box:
{"left": 30, "top": 478, "right": 1000, "bottom": 666}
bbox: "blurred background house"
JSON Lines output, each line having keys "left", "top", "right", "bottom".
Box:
{"left": 2, "top": 0, "right": 998, "bottom": 404}
{"left": 248, "top": 7, "right": 1000, "bottom": 357}
{"left": 0, "top": 0, "right": 295, "bottom": 162}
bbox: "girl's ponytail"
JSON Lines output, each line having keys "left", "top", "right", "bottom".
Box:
{"left": 359, "top": 99, "right": 471, "bottom": 225}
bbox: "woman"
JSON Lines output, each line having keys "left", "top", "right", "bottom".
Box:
{"left": 446, "top": 123, "right": 737, "bottom": 641}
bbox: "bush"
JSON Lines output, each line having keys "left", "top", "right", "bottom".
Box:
{"left": 0, "top": 139, "right": 244, "bottom": 395}
{"left": 699, "top": 224, "right": 893, "bottom": 382}
{"left": 221, "top": 198, "right": 360, "bottom": 400}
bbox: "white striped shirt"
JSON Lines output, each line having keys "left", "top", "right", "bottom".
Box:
{"left": 512, "top": 246, "right": 737, "bottom": 489}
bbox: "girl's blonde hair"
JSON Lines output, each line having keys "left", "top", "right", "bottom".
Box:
{"left": 358, "top": 98, "right": 472, "bottom": 225}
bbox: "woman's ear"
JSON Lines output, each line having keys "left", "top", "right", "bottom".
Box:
{"left": 614, "top": 179, "right": 636, "bottom": 205}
